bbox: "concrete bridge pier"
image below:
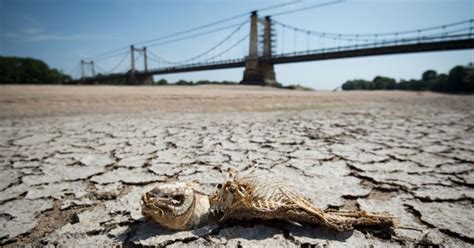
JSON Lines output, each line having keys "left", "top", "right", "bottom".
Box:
{"left": 240, "top": 12, "right": 278, "bottom": 86}
{"left": 131, "top": 74, "right": 153, "bottom": 85}
{"left": 259, "top": 61, "right": 277, "bottom": 86}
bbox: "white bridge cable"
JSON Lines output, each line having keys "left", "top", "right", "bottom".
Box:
{"left": 145, "top": 34, "right": 249, "bottom": 68}
{"left": 94, "top": 64, "right": 108, "bottom": 75}
{"left": 82, "top": 22, "right": 245, "bottom": 61}
{"left": 268, "top": 0, "right": 345, "bottom": 17}
{"left": 204, "top": 34, "right": 250, "bottom": 62}
{"left": 105, "top": 51, "right": 131, "bottom": 74}
{"left": 94, "top": 50, "right": 130, "bottom": 62}
{"left": 147, "top": 50, "right": 178, "bottom": 65}
{"left": 80, "top": 63, "right": 95, "bottom": 78}
{"left": 273, "top": 18, "right": 474, "bottom": 54}
{"left": 83, "top": 1, "right": 304, "bottom": 61}
{"left": 275, "top": 22, "right": 373, "bottom": 45}
{"left": 273, "top": 32, "right": 472, "bottom": 58}
{"left": 133, "top": 53, "right": 142, "bottom": 71}
{"left": 145, "top": 20, "right": 248, "bottom": 65}
{"left": 145, "top": 22, "right": 247, "bottom": 48}
{"left": 148, "top": 56, "right": 164, "bottom": 69}
{"left": 273, "top": 18, "right": 473, "bottom": 40}
{"left": 132, "top": 1, "right": 302, "bottom": 48}
{"left": 146, "top": 54, "right": 169, "bottom": 68}
{"left": 67, "top": 62, "right": 81, "bottom": 79}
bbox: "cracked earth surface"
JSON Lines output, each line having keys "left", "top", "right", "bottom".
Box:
{"left": 0, "top": 86, "right": 473, "bottom": 247}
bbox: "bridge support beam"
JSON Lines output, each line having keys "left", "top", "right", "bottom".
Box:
{"left": 240, "top": 12, "right": 278, "bottom": 86}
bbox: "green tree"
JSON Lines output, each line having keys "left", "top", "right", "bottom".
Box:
{"left": 430, "top": 74, "right": 448, "bottom": 92}
{"left": 464, "top": 69, "right": 474, "bottom": 91}
{"left": 196, "top": 80, "right": 210, "bottom": 85}
{"left": 175, "top": 79, "right": 193, "bottom": 85}
{"left": 342, "top": 79, "right": 371, "bottom": 90}
{"left": 343, "top": 64, "right": 473, "bottom": 93}
{"left": 0, "top": 56, "right": 71, "bottom": 84}
{"left": 371, "top": 76, "right": 396, "bottom": 90}
{"left": 341, "top": 80, "right": 355, "bottom": 90}
{"left": 396, "top": 80, "right": 411, "bottom": 90}
{"left": 448, "top": 65, "right": 467, "bottom": 92}
{"left": 155, "top": 79, "right": 168, "bottom": 85}
{"left": 422, "top": 70, "right": 437, "bottom": 82}
{"left": 410, "top": 79, "right": 425, "bottom": 91}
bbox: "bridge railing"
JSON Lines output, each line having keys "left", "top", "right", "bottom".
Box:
{"left": 271, "top": 33, "right": 473, "bottom": 59}
{"left": 143, "top": 58, "right": 246, "bottom": 75}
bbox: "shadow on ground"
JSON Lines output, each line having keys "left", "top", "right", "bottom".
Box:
{"left": 121, "top": 218, "right": 363, "bottom": 247}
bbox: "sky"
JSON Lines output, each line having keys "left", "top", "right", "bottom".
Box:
{"left": 0, "top": 0, "right": 473, "bottom": 90}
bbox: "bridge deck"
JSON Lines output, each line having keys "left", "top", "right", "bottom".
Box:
{"left": 271, "top": 38, "right": 474, "bottom": 64}
{"left": 76, "top": 38, "right": 474, "bottom": 83}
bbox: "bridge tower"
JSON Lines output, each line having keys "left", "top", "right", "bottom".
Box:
{"left": 80, "top": 60, "right": 95, "bottom": 79}
{"left": 130, "top": 45, "right": 153, "bottom": 85}
{"left": 261, "top": 16, "right": 277, "bottom": 86}
{"left": 240, "top": 12, "right": 278, "bottom": 86}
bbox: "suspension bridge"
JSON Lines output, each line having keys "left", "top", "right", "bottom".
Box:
{"left": 72, "top": 11, "right": 474, "bottom": 86}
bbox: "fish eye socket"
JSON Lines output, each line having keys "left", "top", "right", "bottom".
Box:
{"left": 171, "top": 195, "right": 185, "bottom": 205}
{"left": 216, "top": 183, "right": 222, "bottom": 189}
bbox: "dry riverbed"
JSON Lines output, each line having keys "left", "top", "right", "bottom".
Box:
{"left": 0, "top": 85, "right": 473, "bottom": 247}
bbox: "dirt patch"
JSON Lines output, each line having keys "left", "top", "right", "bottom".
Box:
{"left": 4, "top": 200, "right": 91, "bottom": 247}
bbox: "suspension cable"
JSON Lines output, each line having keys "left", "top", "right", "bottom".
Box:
{"left": 204, "top": 34, "right": 249, "bottom": 62}
{"left": 147, "top": 50, "right": 177, "bottom": 65}
{"left": 94, "top": 64, "right": 108, "bottom": 74}
{"left": 269, "top": 0, "right": 344, "bottom": 17}
{"left": 94, "top": 50, "right": 130, "bottom": 62}
{"left": 147, "top": 20, "right": 247, "bottom": 65}
{"left": 145, "top": 22, "right": 245, "bottom": 48}
{"left": 274, "top": 18, "right": 473, "bottom": 39}
{"left": 67, "top": 62, "right": 80, "bottom": 79}
{"left": 83, "top": 1, "right": 304, "bottom": 61}
{"left": 107, "top": 51, "right": 130, "bottom": 73}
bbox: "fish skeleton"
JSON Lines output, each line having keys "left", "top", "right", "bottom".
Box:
{"left": 141, "top": 173, "right": 398, "bottom": 231}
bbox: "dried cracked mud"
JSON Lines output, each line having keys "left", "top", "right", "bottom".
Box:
{"left": 0, "top": 86, "right": 473, "bottom": 247}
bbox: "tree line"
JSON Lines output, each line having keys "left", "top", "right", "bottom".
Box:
{"left": 342, "top": 64, "right": 474, "bottom": 93}
{"left": 0, "top": 56, "right": 71, "bottom": 84}
{"left": 0, "top": 56, "right": 239, "bottom": 85}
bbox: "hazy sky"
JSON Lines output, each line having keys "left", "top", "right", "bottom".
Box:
{"left": 1, "top": 0, "right": 473, "bottom": 89}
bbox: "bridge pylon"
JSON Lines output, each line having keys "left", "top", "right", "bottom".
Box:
{"left": 130, "top": 45, "right": 153, "bottom": 85}
{"left": 80, "top": 60, "right": 95, "bottom": 79}
{"left": 240, "top": 12, "right": 278, "bottom": 86}
{"left": 261, "top": 16, "right": 277, "bottom": 86}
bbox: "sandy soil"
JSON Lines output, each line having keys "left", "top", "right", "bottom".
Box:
{"left": 1, "top": 84, "right": 471, "bottom": 118}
